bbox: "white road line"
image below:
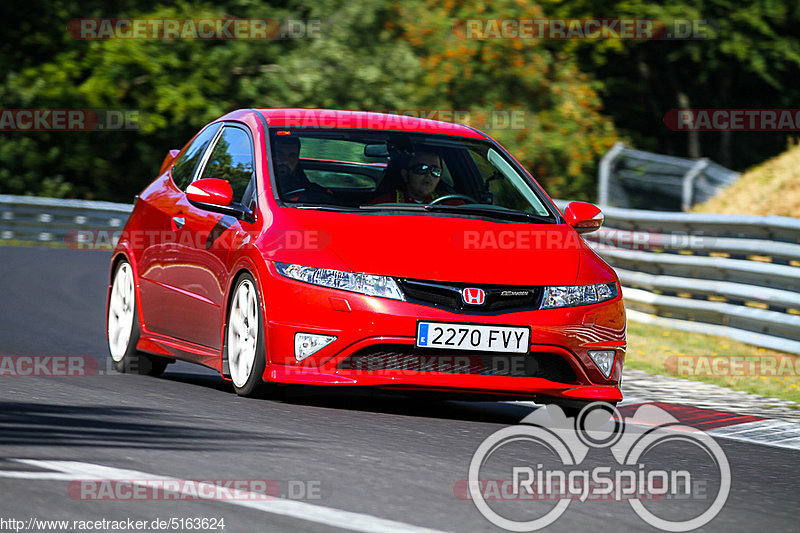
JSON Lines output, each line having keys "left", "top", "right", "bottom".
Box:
{"left": 0, "top": 472, "right": 78, "bottom": 480}
{"left": 503, "top": 400, "right": 800, "bottom": 451}
{"left": 618, "top": 396, "right": 646, "bottom": 405}
{"left": 771, "top": 435, "right": 800, "bottom": 444}
{"left": 708, "top": 420, "right": 800, "bottom": 451}
{"left": 706, "top": 419, "right": 787, "bottom": 436}
{"left": 0, "top": 459, "right": 452, "bottom": 533}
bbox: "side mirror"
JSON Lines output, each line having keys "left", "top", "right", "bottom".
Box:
{"left": 160, "top": 149, "right": 180, "bottom": 175}
{"left": 186, "top": 178, "right": 255, "bottom": 223}
{"left": 186, "top": 178, "right": 233, "bottom": 206}
{"left": 564, "top": 201, "right": 604, "bottom": 234}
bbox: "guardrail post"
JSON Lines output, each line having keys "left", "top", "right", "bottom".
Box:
{"left": 597, "top": 142, "right": 626, "bottom": 207}
{"left": 681, "top": 158, "right": 710, "bottom": 212}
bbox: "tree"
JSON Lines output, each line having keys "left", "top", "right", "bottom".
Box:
{"left": 0, "top": 0, "right": 422, "bottom": 201}
{"left": 540, "top": 0, "right": 800, "bottom": 169}
{"left": 389, "top": 0, "right": 621, "bottom": 200}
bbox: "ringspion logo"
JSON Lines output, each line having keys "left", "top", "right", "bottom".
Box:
{"left": 466, "top": 403, "right": 730, "bottom": 531}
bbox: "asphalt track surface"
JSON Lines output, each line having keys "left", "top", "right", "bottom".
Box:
{"left": 0, "top": 246, "right": 797, "bottom": 532}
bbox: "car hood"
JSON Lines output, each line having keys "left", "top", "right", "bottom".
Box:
{"left": 262, "top": 209, "right": 586, "bottom": 285}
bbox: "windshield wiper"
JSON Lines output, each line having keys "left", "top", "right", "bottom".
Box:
{"left": 422, "top": 204, "right": 553, "bottom": 224}
{"left": 358, "top": 204, "right": 427, "bottom": 212}
{"left": 359, "top": 204, "right": 553, "bottom": 223}
{"left": 292, "top": 204, "right": 361, "bottom": 212}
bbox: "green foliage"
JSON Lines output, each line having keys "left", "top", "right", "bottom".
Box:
{"left": 1, "top": 0, "right": 798, "bottom": 202}
{"left": 390, "top": 0, "right": 621, "bottom": 199}
{"left": 0, "top": 0, "right": 421, "bottom": 201}
{"left": 540, "top": 0, "right": 800, "bottom": 168}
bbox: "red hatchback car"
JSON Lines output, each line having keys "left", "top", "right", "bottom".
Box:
{"left": 107, "top": 108, "right": 625, "bottom": 411}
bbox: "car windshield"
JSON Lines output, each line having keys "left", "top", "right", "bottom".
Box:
{"left": 269, "top": 129, "right": 555, "bottom": 221}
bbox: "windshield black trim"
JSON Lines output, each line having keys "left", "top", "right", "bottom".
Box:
{"left": 261, "top": 126, "right": 563, "bottom": 222}
{"left": 469, "top": 125, "right": 564, "bottom": 224}
{"left": 190, "top": 120, "right": 260, "bottom": 224}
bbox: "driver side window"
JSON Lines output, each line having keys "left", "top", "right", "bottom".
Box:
{"left": 171, "top": 123, "right": 222, "bottom": 190}
{"left": 197, "top": 126, "right": 256, "bottom": 208}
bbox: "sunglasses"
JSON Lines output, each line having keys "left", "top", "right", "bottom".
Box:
{"left": 407, "top": 163, "right": 442, "bottom": 178}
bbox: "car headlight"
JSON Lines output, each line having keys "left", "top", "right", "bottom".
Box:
{"left": 540, "top": 283, "right": 618, "bottom": 309}
{"left": 274, "top": 262, "right": 405, "bottom": 301}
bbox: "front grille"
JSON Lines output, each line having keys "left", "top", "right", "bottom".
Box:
{"left": 339, "top": 344, "right": 577, "bottom": 383}
{"left": 398, "top": 279, "right": 541, "bottom": 314}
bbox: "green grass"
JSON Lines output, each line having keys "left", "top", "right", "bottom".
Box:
{"left": 626, "top": 320, "right": 800, "bottom": 405}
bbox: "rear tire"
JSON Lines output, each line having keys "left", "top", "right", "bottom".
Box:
{"left": 225, "top": 273, "right": 269, "bottom": 397}
{"left": 107, "top": 260, "right": 170, "bottom": 377}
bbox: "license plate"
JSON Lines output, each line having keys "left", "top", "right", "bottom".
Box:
{"left": 416, "top": 322, "right": 530, "bottom": 353}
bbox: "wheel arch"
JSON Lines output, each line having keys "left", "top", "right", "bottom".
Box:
{"left": 220, "top": 256, "right": 269, "bottom": 379}
{"left": 108, "top": 245, "right": 146, "bottom": 338}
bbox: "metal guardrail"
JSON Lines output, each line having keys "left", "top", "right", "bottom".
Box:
{"left": 597, "top": 204, "right": 800, "bottom": 243}
{"left": 555, "top": 200, "right": 800, "bottom": 354}
{"left": 2, "top": 194, "right": 799, "bottom": 354}
{"left": 598, "top": 142, "right": 740, "bottom": 211}
{"left": 0, "top": 194, "right": 131, "bottom": 244}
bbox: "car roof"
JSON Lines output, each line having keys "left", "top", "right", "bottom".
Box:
{"left": 251, "top": 108, "right": 488, "bottom": 139}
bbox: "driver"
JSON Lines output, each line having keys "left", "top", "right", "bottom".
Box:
{"left": 273, "top": 135, "right": 333, "bottom": 203}
{"left": 372, "top": 148, "right": 462, "bottom": 204}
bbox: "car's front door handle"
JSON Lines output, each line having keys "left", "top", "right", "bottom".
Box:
{"left": 171, "top": 215, "right": 186, "bottom": 230}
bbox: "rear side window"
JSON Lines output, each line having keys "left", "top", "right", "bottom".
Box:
{"left": 171, "top": 123, "right": 222, "bottom": 189}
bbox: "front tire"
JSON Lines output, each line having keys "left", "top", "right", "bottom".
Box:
{"left": 225, "top": 273, "right": 268, "bottom": 397}
{"left": 107, "top": 260, "right": 170, "bottom": 376}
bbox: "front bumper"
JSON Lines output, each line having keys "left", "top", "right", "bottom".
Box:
{"left": 260, "top": 264, "right": 626, "bottom": 403}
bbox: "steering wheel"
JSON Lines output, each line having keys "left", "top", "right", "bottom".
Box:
{"left": 282, "top": 188, "right": 306, "bottom": 200}
{"left": 429, "top": 194, "right": 479, "bottom": 205}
